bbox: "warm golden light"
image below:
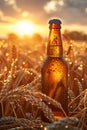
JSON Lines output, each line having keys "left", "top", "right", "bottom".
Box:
{"left": 14, "top": 20, "right": 36, "bottom": 36}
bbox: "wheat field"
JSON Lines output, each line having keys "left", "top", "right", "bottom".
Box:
{"left": 0, "top": 36, "right": 87, "bottom": 130}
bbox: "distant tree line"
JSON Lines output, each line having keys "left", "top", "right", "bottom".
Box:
{"left": 1, "top": 31, "right": 87, "bottom": 41}
{"left": 63, "top": 30, "right": 87, "bottom": 41}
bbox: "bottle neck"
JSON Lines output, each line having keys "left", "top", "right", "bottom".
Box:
{"left": 47, "top": 24, "right": 63, "bottom": 57}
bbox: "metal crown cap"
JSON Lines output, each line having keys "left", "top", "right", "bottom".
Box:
{"left": 49, "top": 19, "right": 62, "bottom": 25}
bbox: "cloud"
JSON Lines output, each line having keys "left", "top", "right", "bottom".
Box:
{"left": 0, "top": 0, "right": 86, "bottom": 27}
{"left": 4, "top": 0, "right": 21, "bottom": 12}
{"left": 44, "top": 0, "right": 64, "bottom": 13}
{"left": 44, "top": 0, "right": 59, "bottom": 13}
{"left": 21, "top": 11, "right": 29, "bottom": 17}
{"left": 0, "top": 9, "right": 17, "bottom": 23}
{"left": 43, "top": 0, "right": 87, "bottom": 26}
{"left": 0, "top": 15, "right": 16, "bottom": 23}
{"left": 85, "top": 8, "right": 87, "bottom": 13}
{"left": 0, "top": 10, "right": 4, "bottom": 17}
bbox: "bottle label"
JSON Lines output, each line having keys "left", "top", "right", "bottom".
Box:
{"left": 50, "top": 29, "right": 61, "bottom": 45}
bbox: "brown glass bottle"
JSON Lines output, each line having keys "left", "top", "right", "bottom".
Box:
{"left": 41, "top": 19, "right": 68, "bottom": 117}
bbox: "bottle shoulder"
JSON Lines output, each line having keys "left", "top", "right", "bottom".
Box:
{"left": 43, "top": 56, "right": 67, "bottom": 64}
{"left": 41, "top": 56, "right": 68, "bottom": 69}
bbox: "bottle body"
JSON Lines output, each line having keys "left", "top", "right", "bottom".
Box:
{"left": 41, "top": 56, "right": 68, "bottom": 116}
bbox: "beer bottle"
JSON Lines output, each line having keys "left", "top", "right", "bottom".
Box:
{"left": 41, "top": 19, "right": 68, "bottom": 118}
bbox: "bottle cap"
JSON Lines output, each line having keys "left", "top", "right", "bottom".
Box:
{"left": 49, "top": 19, "right": 62, "bottom": 25}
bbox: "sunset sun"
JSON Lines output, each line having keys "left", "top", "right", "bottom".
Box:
{"left": 14, "top": 20, "right": 36, "bottom": 36}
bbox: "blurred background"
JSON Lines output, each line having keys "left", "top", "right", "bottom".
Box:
{"left": 0, "top": 0, "right": 87, "bottom": 78}
{"left": 0, "top": 0, "right": 87, "bottom": 39}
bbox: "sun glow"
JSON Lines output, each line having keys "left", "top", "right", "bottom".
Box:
{"left": 14, "top": 20, "right": 36, "bottom": 36}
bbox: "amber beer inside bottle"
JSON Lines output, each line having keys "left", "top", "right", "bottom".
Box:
{"left": 41, "top": 19, "right": 68, "bottom": 118}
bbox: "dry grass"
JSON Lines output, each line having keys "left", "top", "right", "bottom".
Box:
{"left": 0, "top": 38, "right": 87, "bottom": 130}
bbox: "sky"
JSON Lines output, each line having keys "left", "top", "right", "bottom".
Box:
{"left": 0, "top": 0, "right": 87, "bottom": 37}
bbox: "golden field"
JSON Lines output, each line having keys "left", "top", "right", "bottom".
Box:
{"left": 0, "top": 34, "right": 87, "bottom": 130}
